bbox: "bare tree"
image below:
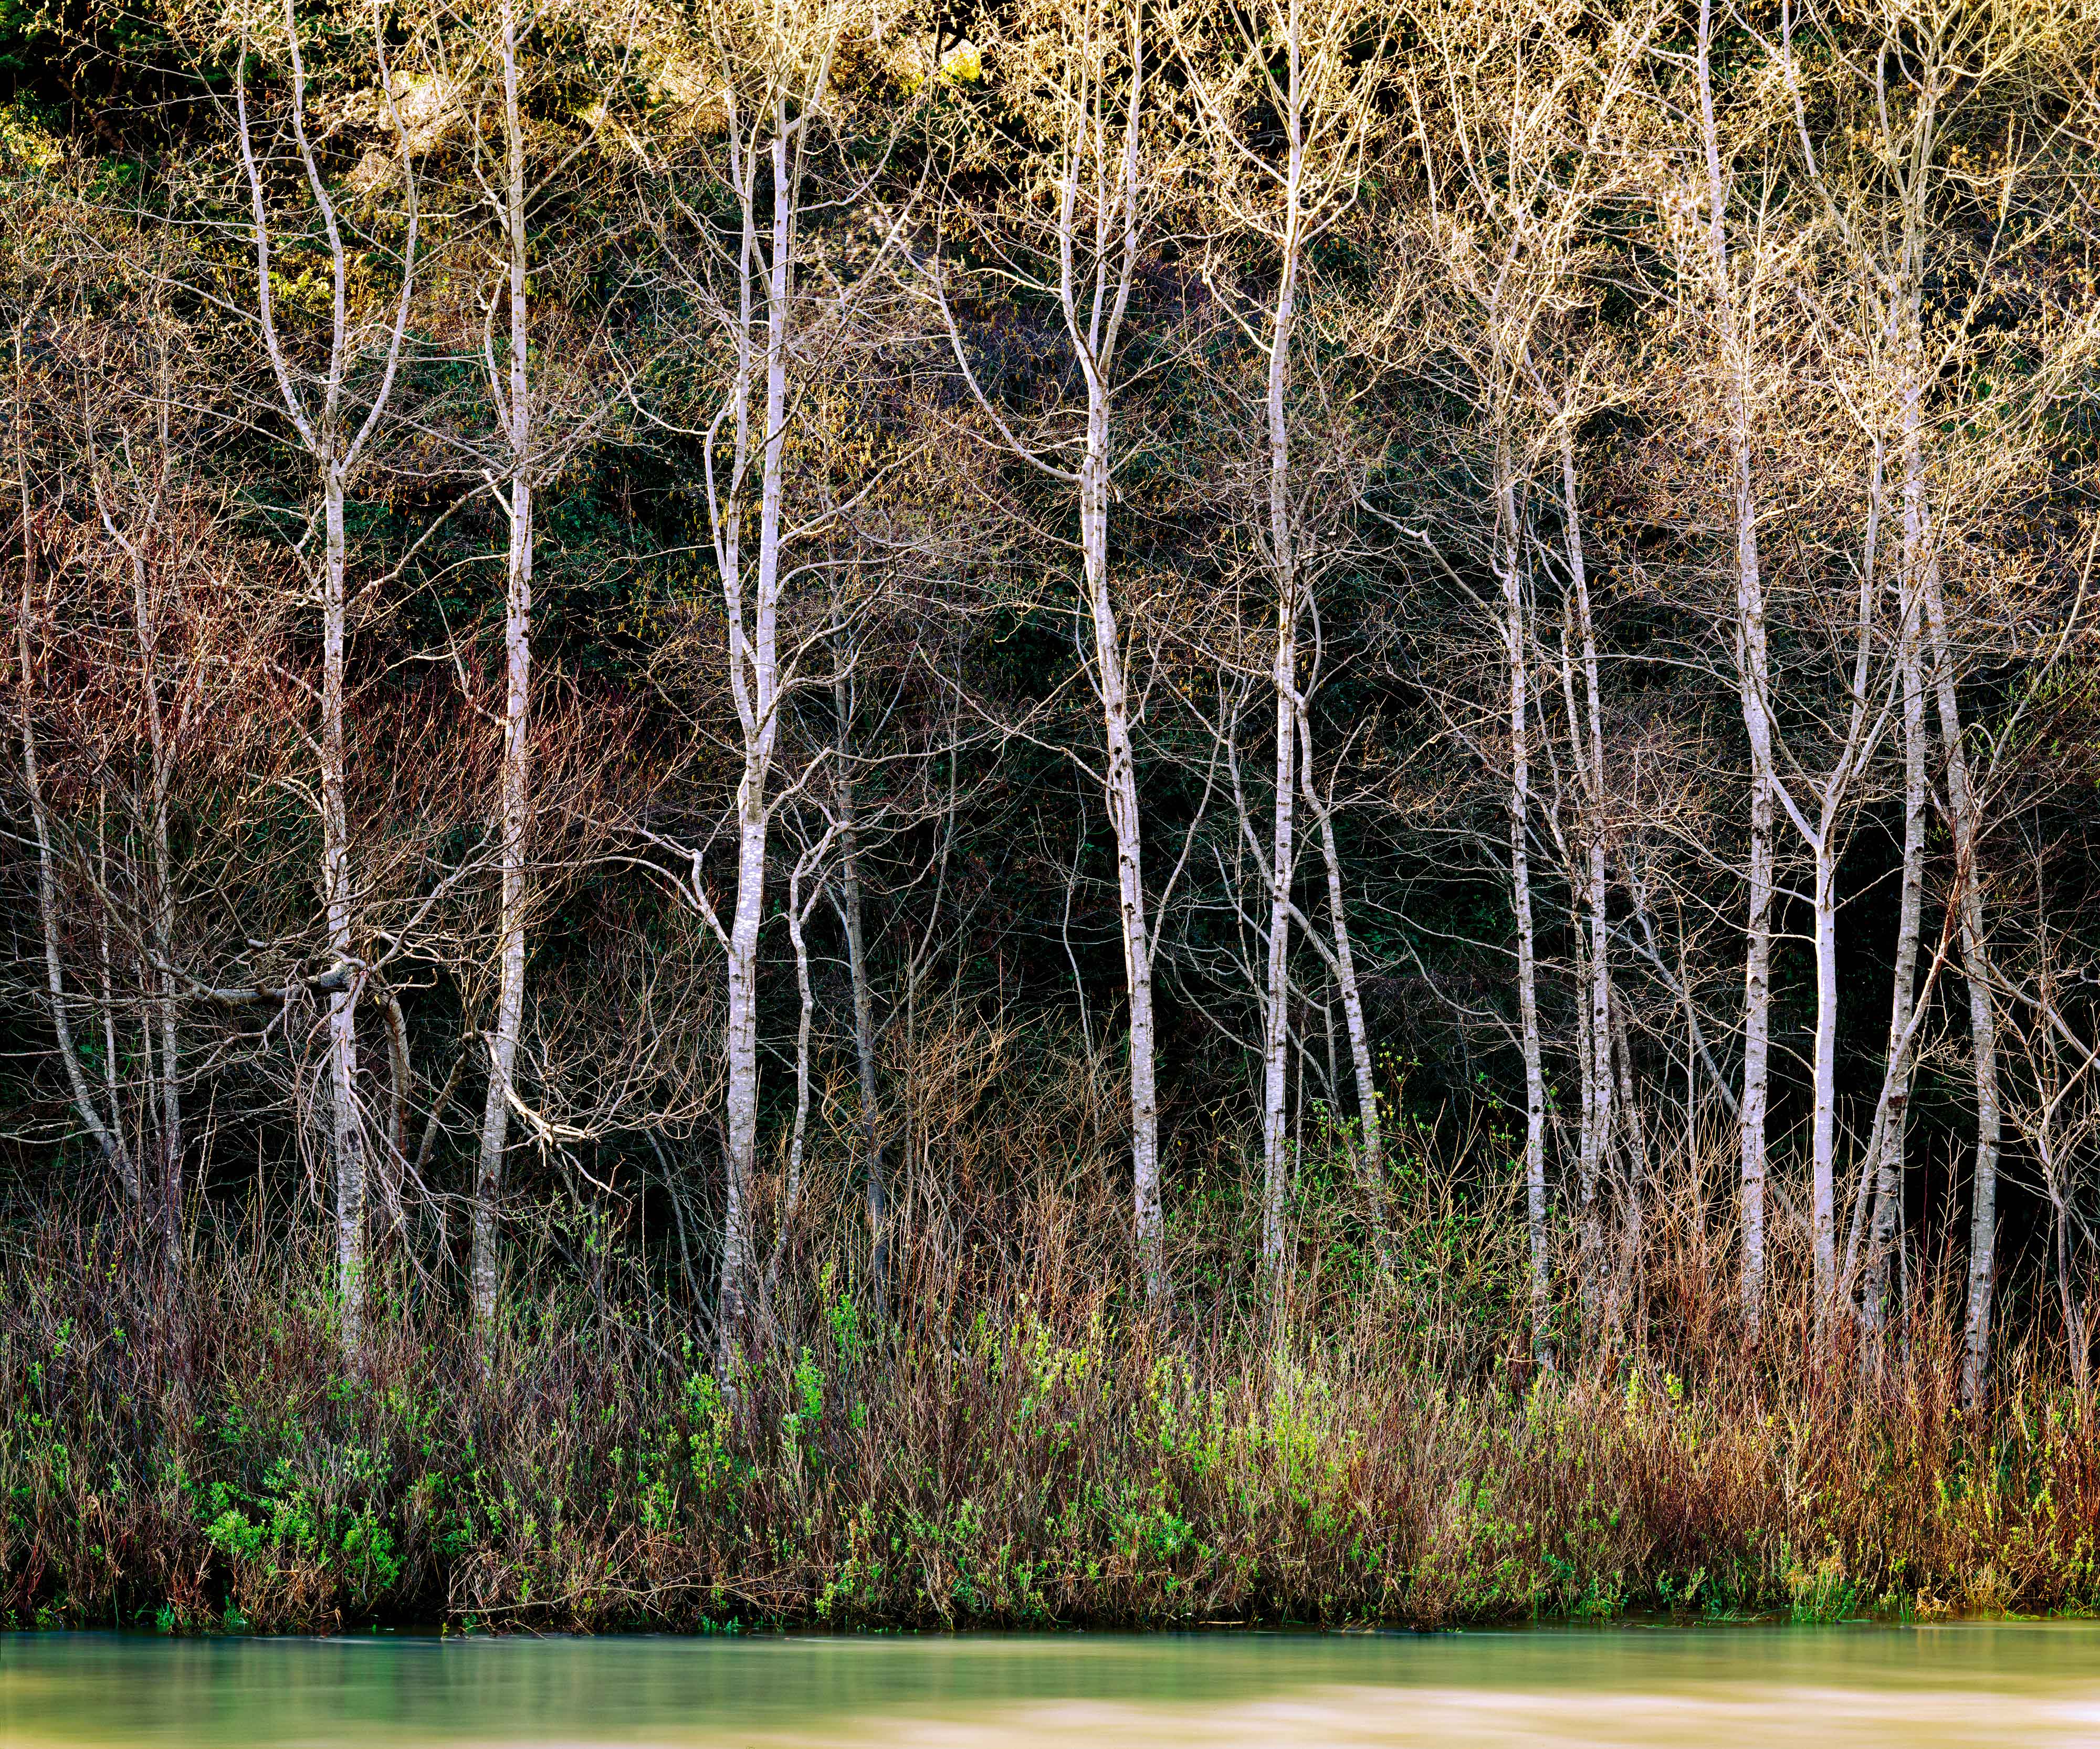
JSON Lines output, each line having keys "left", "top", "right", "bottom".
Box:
{"left": 1179, "top": 0, "right": 1392, "bottom": 1291}
{"left": 921, "top": 0, "right": 1174, "bottom": 1301}
{"left": 233, "top": 0, "right": 421, "bottom": 1355}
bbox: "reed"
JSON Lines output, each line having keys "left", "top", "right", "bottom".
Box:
{"left": 4, "top": 1127, "right": 2095, "bottom": 1633}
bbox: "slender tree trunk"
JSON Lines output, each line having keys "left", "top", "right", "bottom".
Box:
{"left": 832, "top": 663, "right": 887, "bottom": 1302}
{"left": 1730, "top": 309, "right": 1774, "bottom": 1337}
{"left": 1865, "top": 476, "right": 1928, "bottom": 1349}
{"left": 1502, "top": 478, "right": 1549, "bottom": 1363}
{"left": 717, "top": 118, "right": 793, "bottom": 1363}
{"left": 1298, "top": 707, "right": 1391, "bottom": 1263}
{"left": 321, "top": 467, "right": 365, "bottom": 1358}
{"left": 1258, "top": 119, "right": 1304, "bottom": 1300}
{"left": 1085, "top": 417, "right": 1161, "bottom": 1304}
{"left": 235, "top": 2, "right": 416, "bottom": 1359}
{"left": 1809, "top": 826, "right": 1838, "bottom": 1300}
{"left": 763, "top": 854, "right": 820, "bottom": 1310}
{"left": 1920, "top": 505, "right": 1999, "bottom": 1407}
{"left": 474, "top": 0, "right": 534, "bottom": 1329}
{"left": 1697, "top": 0, "right": 1771, "bottom": 1333}
{"left": 1556, "top": 437, "right": 1611, "bottom": 1306}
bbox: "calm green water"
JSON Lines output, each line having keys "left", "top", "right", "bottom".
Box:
{"left": 5, "top": 1626, "right": 2100, "bottom": 1747}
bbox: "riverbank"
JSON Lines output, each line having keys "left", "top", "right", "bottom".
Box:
{"left": 4, "top": 1218, "right": 2097, "bottom": 1634}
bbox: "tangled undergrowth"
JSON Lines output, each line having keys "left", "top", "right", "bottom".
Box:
{"left": 5, "top": 1191, "right": 2097, "bottom": 1636}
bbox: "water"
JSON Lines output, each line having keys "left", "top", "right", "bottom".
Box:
{"left": 5, "top": 1626, "right": 2100, "bottom": 1748}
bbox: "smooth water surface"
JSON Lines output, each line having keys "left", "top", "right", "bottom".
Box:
{"left": 6, "top": 1625, "right": 2100, "bottom": 1747}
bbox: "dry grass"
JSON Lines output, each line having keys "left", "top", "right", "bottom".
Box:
{"left": 4, "top": 1110, "right": 2098, "bottom": 1635}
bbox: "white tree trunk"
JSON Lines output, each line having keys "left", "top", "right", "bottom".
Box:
{"left": 715, "top": 117, "right": 793, "bottom": 1359}
{"left": 473, "top": 0, "right": 534, "bottom": 1329}
{"left": 237, "top": 1, "right": 416, "bottom": 1358}
{"left": 1502, "top": 483, "right": 1549, "bottom": 1363}
{"left": 1809, "top": 829, "right": 1838, "bottom": 1299}
{"left": 1557, "top": 437, "right": 1611, "bottom": 1305}
{"left": 321, "top": 470, "right": 365, "bottom": 1356}
{"left": 1918, "top": 487, "right": 1999, "bottom": 1405}
{"left": 1258, "top": 109, "right": 1305, "bottom": 1298}
{"left": 1697, "top": 0, "right": 1770, "bottom": 1329}
{"left": 1298, "top": 707, "right": 1391, "bottom": 1263}
{"left": 833, "top": 664, "right": 887, "bottom": 1301}
{"left": 1865, "top": 481, "right": 1928, "bottom": 1344}
{"left": 1085, "top": 424, "right": 1162, "bottom": 1303}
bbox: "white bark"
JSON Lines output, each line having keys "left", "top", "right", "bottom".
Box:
{"left": 832, "top": 658, "right": 887, "bottom": 1300}
{"left": 1769, "top": 437, "right": 1889, "bottom": 1316}
{"left": 235, "top": 2, "right": 416, "bottom": 1356}
{"left": 1695, "top": 0, "right": 1770, "bottom": 1330}
{"left": 1257, "top": 25, "right": 1306, "bottom": 1298}
{"left": 1502, "top": 472, "right": 1549, "bottom": 1363}
{"left": 321, "top": 473, "right": 365, "bottom": 1352}
{"left": 924, "top": 2, "right": 1161, "bottom": 1300}
{"left": 697, "top": 49, "right": 833, "bottom": 1357}
{"left": 1296, "top": 706, "right": 1391, "bottom": 1263}
{"left": 472, "top": 0, "right": 536, "bottom": 1331}
{"left": 1873, "top": 583, "right": 1924, "bottom": 1335}
{"left": 763, "top": 833, "right": 831, "bottom": 1310}
{"left": 1924, "top": 534, "right": 2000, "bottom": 1406}
{"left": 1552, "top": 434, "right": 1610, "bottom": 1302}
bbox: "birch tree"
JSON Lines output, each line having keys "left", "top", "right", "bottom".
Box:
{"left": 1689, "top": 0, "right": 1776, "bottom": 1329}
{"left": 234, "top": 0, "right": 421, "bottom": 1355}
{"left": 1179, "top": 0, "right": 1392, "bottom": 1291}
{"left": 1771, "top": 0, "right": 2084, "bottom": 1395}
{"left": 921, "top": 0, "right": 1175, "bottom": 1301}
{"left": 634, "top": 0, "right": 912, "bottom": 1354}
{"left": 1399, "top": 0, "right": 1651, "bottom": 1353}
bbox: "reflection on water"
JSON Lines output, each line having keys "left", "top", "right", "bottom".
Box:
{"left": 4, "top": 1625, "right": 2098, "bottom": 1748}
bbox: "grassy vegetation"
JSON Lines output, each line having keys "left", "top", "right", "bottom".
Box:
{"left": 5, "top": 1171, "right": 2098, "bottom": 1636}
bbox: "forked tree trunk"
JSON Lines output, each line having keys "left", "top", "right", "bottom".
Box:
{"left": 236, "top": 2, "right": 416, "bottom": 1358}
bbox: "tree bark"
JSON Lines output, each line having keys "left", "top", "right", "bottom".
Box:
{"left": 1864, "top": 464, "right": 1928, "bottom": 1349}
{"left": 1920, "top": 502, "right": 1999, "bottom": 1407}
{"left": 1697, "top": 0, "right": 1770, "bottom": 1332}
{"left": 832, "top": 659, "right": 887, "bottom": 1303}
{"left": 1258, "top": 59, "right": 1305, "bottom": 1300}
{"left": 474, "top": 0, "right": 535, "bottom": 1331}
{"left": 1502, "top": 474, "right": 1549, "bottom": 1364}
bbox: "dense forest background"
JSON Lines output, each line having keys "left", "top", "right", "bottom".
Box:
{"left": 2, "top": 0, "right": 2097, "bottom": 1406}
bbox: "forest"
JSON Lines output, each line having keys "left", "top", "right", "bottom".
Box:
{"left": 3, "top": 0, "right": 2100, "bottom": 1632}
